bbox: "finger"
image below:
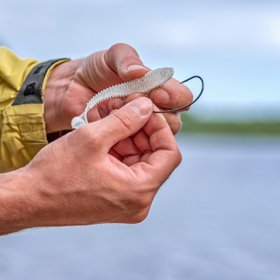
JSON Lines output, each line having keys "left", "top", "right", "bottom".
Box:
{"left": 131, "top": 109, "right": 182, "bottom": 181}
{"left": 109, "top": 148, "right": 123, "bottom": 161}
{"left": 104, "top": 43, "right": 150, "bottom": 82}
{"left": 97, "top": 100, "right": 110, "bottom": 119}
{"left": 98, "top": 97, "right": 126, "bottom": 119}
{"left": 149, "top": 79, "right": 193, "bottom": 111}
{"left": 113, "top": 137, "right": 141, "bottom": 158}
{"left": 125, "top": 92, "right": 147, "bottom": 104}
{"left": 87, "top": 106, "right": 101, "bottom": 123}
{"left": 123, "top": 155, "right": 142, "bottom": 167}
{"left": 79, "top": 51, "right": 124, "bottom": 92}
{"left": 126, "top": 93, "right": 182, "bottom": 135}
{"left": 108, "top": 97, "right": 126, "bottom": 111}
{"left": 133, "top": 129, "right": 152, "bottom": 154}
{"left": 155, "top": 108, "right": 182, "bottom": 135}
{"left": 99, "top": 97, "right": 182, "bottom": 135}
{"left": 88, "top": 97, "right": 153, "bottom": 151}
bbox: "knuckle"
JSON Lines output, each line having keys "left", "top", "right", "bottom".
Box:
{"left": 164, "top": 112, "right": 182, "bottom": 135}
{"left": 172, "top": 91, "right": 183, "bottom": 108}
{"left": 130, "top": 210, "right": 149, "bottom": 224}
{"left": 188, "top": 88, "right": 194, "bottom": 102}
{"left": 132, "top": 196, "right": 151, "bottom": 210}
{"left": 170, "top": 117, "right": 183, "bottom": 135}
{"left": 110, "top": 42, "right": 129, "bottom": 51}
{"left": 112, "top": 111, "right": 134, "bottom": 132}
{"left": 167, "top": 83, "right": 194, "bottom": 110}
{"left": 119, "top": 191, "right": 152, "bottom": 224}
{"left": 126, "top": 93, "right": 145, "bottom": 104}
{"left": 109, "top": 43, "right": 138, "bottom": 59}
{"left": 108, "top": 43, "right": 121, "bottom": 54}
{"left": 76, "top": 125, "right": 100, "bottom": 149}
{"left": 175, "top": 149, "right": 183, "bottom": 167}
{"left": 184, "top": 87, "right": 194, "bottom": 111}
{"left": 122, "top": 191, "right": 152, "bottom": 211}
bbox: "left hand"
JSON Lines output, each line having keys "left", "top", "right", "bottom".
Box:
{"left": 44, "top": 43, "right": 193, "bottom": 135}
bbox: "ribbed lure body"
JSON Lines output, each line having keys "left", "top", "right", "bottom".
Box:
{"left": 71, "top": 67, "right": 174, "bottom": 129}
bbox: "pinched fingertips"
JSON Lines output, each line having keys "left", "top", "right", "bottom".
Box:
{"left": 150, "top": 83, "right": 193, "bottom": 111}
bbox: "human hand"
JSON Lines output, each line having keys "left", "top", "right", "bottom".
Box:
{"left": 44, "top": 43, "right": 193, "bottom": 135}
{"left": 15, "top": 97, "right": 181, "bottom": 228}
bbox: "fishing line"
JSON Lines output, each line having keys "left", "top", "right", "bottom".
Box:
{"left": 153, "top": 76, "right": 204, "bottom": 113}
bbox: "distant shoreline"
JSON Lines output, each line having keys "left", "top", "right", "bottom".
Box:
{"left": 180, "top": 113, "right": 280, "bottom": 135}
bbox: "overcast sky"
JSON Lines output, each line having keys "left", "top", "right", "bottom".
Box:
{"left": 1, "top": 0, "right": 280, "bottom": 120}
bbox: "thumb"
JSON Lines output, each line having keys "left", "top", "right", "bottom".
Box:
{"left": 104, "top": 43, "right": 150, "bottom": 81}
{"left": 90, "top": 97, "right": 153, "bottom": 149}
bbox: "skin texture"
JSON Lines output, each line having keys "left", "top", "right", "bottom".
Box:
{"left": 0, "top": 43, "right": 191, "bottom": 235}
{"left": 44, "top": 43, "right": 193, "bottom": 135}
{"left": 0, "top": 98, "right": 181, "bottom": 234}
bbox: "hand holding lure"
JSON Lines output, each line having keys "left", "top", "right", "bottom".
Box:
{"left": 71, "top": 68, "right": 204, "bottom": 129}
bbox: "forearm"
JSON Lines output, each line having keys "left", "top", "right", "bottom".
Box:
{"left": 44, "top": 59, "right": 83, "bottom": 133}
{"left": 0, "top": 167, "right": 39, "bottom": 235}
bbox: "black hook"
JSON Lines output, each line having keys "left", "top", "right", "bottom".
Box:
{"left": 153, "top": 75, "right": 204, "bottom": 113}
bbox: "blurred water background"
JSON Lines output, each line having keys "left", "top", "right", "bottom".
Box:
{"left": 1, "top": 0, "right": 280, "bottom": 279}
{"left": 0, "top": 135, "right": 280, "bottom": 280}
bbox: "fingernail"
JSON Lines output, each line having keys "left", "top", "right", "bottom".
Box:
{"left": 129, "top": 97, "right": 152, "bottom": 116}
{"left": 126, "top": 65, "right": 147, "bottom": 72}
{"left": 154, "top": 90, "right": 169, "bottom": 104}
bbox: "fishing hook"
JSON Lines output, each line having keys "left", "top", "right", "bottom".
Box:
{"left": 153, "top": 76, "right": 204, "bottom": 113}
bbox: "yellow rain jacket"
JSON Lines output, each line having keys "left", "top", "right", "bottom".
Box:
{"left": 0, "top": 47, "right": 69, "bottom": 172}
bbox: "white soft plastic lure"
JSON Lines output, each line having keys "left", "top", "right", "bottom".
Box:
{"left": 71, "top": 67, "right": 174, "bottom": 129}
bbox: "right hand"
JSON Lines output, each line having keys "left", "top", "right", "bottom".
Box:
{"left": 24, "top": 97, "right": 182, "bottom": 228}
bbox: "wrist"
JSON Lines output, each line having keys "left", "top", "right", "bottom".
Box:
{"left": 44, "top": 59, "right": 83, "bottom": 133}
{"left": 0, "top": 167, "right": 40, "bottom": 235}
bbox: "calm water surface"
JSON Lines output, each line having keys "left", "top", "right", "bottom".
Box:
{"left": 1, "top": 134, "right": 280, "bottom": 280}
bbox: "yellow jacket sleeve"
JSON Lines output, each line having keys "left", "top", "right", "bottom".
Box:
{"left": 0, "top": 47, "right": 69, "bottom": 172}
